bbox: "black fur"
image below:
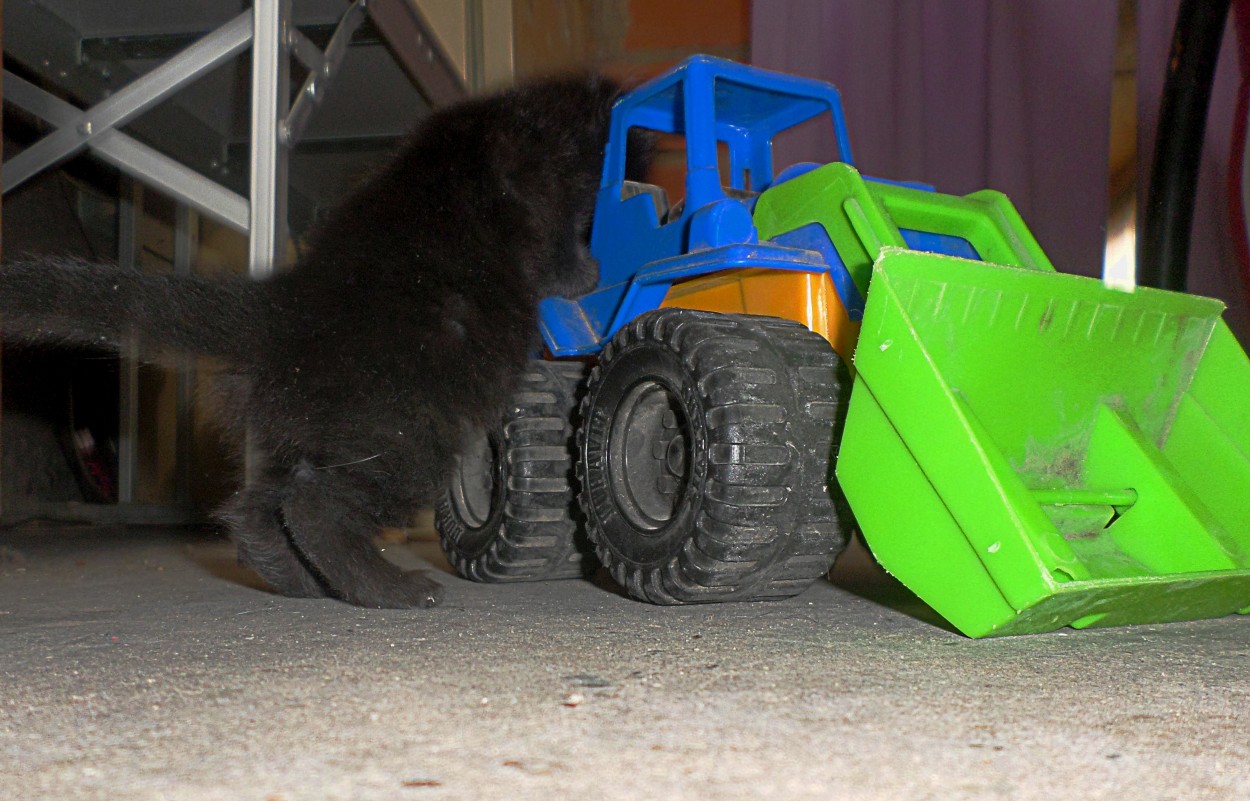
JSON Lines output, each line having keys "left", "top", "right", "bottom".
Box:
{"left": 0, "top": 74, "right": 637, "bottom": 608}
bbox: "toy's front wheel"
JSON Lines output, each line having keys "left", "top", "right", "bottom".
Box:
{"left": 578, "top": 308, "right": 852, "bottom": 603}
{"left": 436, "top": 360, "right": 589, "bottom": 581}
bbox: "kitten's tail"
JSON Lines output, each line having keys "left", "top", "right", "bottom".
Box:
{"left": 0, "top": 257, "right": 269, "bottom": 361}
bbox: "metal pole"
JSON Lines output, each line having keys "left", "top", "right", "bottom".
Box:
{"left": 465, "top": 0, "right": 484, "bottom": 92}
{"left": 117, "top": 181, "right": 141, "bottom": 504}
{"left": 368, "top": 0, "right": 467, "bottom": 106}
{"left": 173, "top": 205, "right": 198, "bottom": 506}
{"left": 248, "top": 0, "right": 291, "bottom": 280}
{"left": 246, "top": 0, "right": 291, "bottom": 482}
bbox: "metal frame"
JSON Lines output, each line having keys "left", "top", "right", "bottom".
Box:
{"left": 369, "top": 0, "right": 467, "bottom": 105}
{"left": 0, "top": 0, "right": 473, "bottom": 522}
{"left": 2, "top": 0, "right": 456, "bottom": 267}
{"left": 284, "top": 1, "right": 370, "bottom": 148}
{"left": 5, "top": 72, "right": 250, "bottom": 233}
{"left": 3, "top": 11, "right": 254, "bottom": 209}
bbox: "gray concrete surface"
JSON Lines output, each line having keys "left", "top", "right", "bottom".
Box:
{"left": 1, "top": 523, "right": 1247, "bottom": 801}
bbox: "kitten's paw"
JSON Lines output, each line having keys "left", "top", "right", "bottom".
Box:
{"left": 400, "top": 570, "right": 444, "bottom": 609}
{"left": 352, "top": 570, "right": 445, "bottom": 609}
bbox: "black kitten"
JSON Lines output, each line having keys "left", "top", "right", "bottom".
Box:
{"left": 0, "top": 74, "right": 635, "bottom": 608}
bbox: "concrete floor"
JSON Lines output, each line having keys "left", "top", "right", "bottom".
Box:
{"left": 1, "top": 524, "right": 1247, "bottom": 801}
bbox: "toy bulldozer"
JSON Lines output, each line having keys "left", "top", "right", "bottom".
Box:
{"left": 436, "top": 56, "right": 1250, "bottom": 637}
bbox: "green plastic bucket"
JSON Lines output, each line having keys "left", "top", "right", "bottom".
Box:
{"left": 837, "top": 249, "right": 1250, "bottom": 636}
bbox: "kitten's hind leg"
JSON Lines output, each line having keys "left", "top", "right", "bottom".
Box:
{"left": 218, "top": 480, "right": 328, "bottom": 599}
{"left": 278, "top": 464, "right": 443, "bottom": 609}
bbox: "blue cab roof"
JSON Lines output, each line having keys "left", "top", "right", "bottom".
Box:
{"left": 601, "top": 55, "right": 854, "bottom": 190}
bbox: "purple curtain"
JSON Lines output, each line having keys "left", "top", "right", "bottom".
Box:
{"left": 752, "top": 0, "right": 1249, "bottom": 341}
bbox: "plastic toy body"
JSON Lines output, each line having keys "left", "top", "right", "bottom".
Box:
{"left": 538, "top": 55, "right": 856, "bottom": 357}
{"left": 443, "top": 54, "right": 1250, "bottom": 637}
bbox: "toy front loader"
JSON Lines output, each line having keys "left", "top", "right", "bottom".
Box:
{"left": 442, "top": 55, "right": 1250, "bottom": 637}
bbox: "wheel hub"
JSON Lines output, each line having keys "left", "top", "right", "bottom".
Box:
{"left": 608, "top": 380, "right": 691, "bottom": 531}
{"left": 450, "top": 432, "right": 498, "bottom": 529}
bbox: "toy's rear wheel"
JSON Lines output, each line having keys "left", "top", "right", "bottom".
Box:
{"left": 436, "top": 360, "right": 589, "bottom": 581}
{"left": 578, "top": 308, "right": 852, "bottom": 603}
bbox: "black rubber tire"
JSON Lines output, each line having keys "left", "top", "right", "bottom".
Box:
{"left": 578, "top": 308, "right": 853, "bottom": 604}
{"left": 436, "top": 359, "right": 589, "bottom": 582}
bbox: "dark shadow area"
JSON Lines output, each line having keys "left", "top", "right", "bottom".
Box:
{"left": 827, "top": 535, "right": 960, "bottom": 635}
{"left": 182, "top": 535, "right": 273, "bottom": 593}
